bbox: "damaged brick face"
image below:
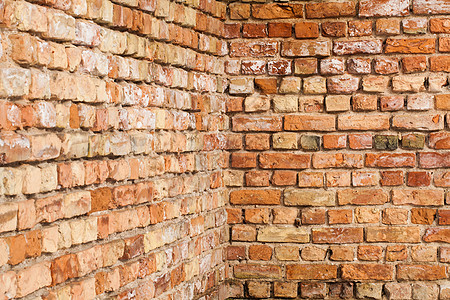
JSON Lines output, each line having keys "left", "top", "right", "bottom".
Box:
{"left": 1, "top": 0, "right": 450, "bottom": 299}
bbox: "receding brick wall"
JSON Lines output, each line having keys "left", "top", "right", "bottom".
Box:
{"left": 0, "top": 0, "right": 229, "bottom": 298}
{"left": 1, "top": 0, "right": 450, "bottom": 299}
{"left": 225, "top": 0, "right": 450, "bottom": 299}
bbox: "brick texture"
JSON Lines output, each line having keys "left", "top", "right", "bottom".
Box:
{"left": 2, "top": 0, "right": 450, "bottom": 299}
{"left": 224, "top": 0, "right": 450, "bottom": 299}
{"left": 0, "top": 0, "right": 229, "bottom": 299}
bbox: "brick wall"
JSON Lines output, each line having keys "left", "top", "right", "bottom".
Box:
{"left": 225, "top": 0, "right": 450, "bottom": 299}
{"left": 2, "top": 0, "right": 450, "bottom": 299}
{"left": 0, "top": 0, "right": 229, "bottom": 299}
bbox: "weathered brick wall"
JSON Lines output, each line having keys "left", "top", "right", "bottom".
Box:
{"left": 0, "top": 0, "right": 230, "bottom": 299}
{"left": 225, "top": 0, "right": 450, "bottom": 299}
{"left": 2, "top": 0, "right": 450, "bottom": 299}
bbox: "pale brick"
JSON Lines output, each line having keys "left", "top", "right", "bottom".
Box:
{"left": 258, "top": 226, "right": 309, "bottom": 243}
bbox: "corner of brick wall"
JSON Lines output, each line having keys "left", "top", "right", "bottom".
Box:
{"left": 224, "top": 0, "right": 450, "bottom": 299}
{"left": 2, "top": 0, "right": 450, "bottom": 299}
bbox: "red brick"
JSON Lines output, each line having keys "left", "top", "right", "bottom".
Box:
{"left": 268, "top": 23, "right": 292, "bottom": 38}
{"left": 272, "top": 170, "right": 297, "bottom": 186}
{"left": 380, "top": 170, "right": 404, "bottom": 186}
{"left": 241, "top": 60, "right": 266, "bottom": 75}
{"left": 407, "top": 171, "right": 431, "bottom": 186}
{"left": 352, "top": 95, "right": 377, "bottom": 111}
{"left": 313, "top": 153, "right": 363, "bottom": 169}
{"left": 439, "top": 210, "right": 450, "bottom": 225}
{"left": 259, "top": 153, "right": 310, "bottom": 169}
{"left": 275, "top": 282, "right": 298, "bottom": 298}
{"left": 294, "top": 58, "right": 318, "bottom": 74}
{"left": 413, "top": 0, "right": 450, "bottom": 14}
{"left": 305, "top": 2, "right": 356, "bottom": 18}
{"left": 338, "top": 189, "right": 388, "bottom": 205}
{"left": 230, "top": 190, "right": 281, "bottom": 205}
{"left": 412, "top": 208, "right": 436, "bottom": 225}
{"left": 224, "top": 23, "right": 240, "bottom": 39}
{"left": 392, "top": 189, "right": 444, "bottom": 206}
{"left": 358, "top": 245, "right": 383, "bottom": 261}
{"left": 402, "top": 18, "right": 428, "bottom": 34}
{"left": 366, "top": 153, "right": 416, "bottom": 168}
{"left": 285, "top": 114, "right": 335, "bottom": 131}
{"left": 227, "top": 246, "right": 246, "bottom": 260}
{"left": 326, "top": 171, "right": 351, "bottom": 187}
{"left": 434, "top": 170, "right": 450, "bottom": 187}
{"left": 282, "top": 40, "right": 331, "bottom": 57}
{"left": 232, "top": 115, "right": 282, "bottom": 132}
{"left": 298, "top": 172, "right": 323, "bottom": 187}
{"left": 8, "top": 231, "right": 41, "bottom": 265}
{"left": 255, "top": 78, "right": 277, "bottom": 94}
{"left": 229, "top": 41, "right": 278, "bottom": 57}
{"left": 431, "top": 18, "right": 450, "bottom": 33}
{"left": 352, "top": 171, "right": 378, "bottom": 187}
{"left": 51, "top": 254, "right": 79, "bottom": 285}
{"left": 333, "top": 40, "right": 383, "bottom": 55}
{"left": 252, "top": 3, "right": 303, "bottom": 19}
{"left": 323, "top": 134, "right": 346, "bottom": 149}
{"left": 366, "top": 227, "right": 421, "bottom": 243}
{"left": 342, "top": 264, "right": 393, "bottom": 280}
{"left": 328, "top": 210, "right": 352, "bottom": 224}
{"left": 374, "top": 57, "right": 399, "bottom": 74}
{"left": 430, "top": 55, "right": 450, "bottom": 72}
{"left": 348, "top": 133, "right": 372, "bottom": 149}
{"left": 348, "top": 20, "right": 372, "bottom": 37}
{"left": 402, "top": 56, "right": 427, "bottom": 73}
{"left": 16, "top": 262, "right": 51, "bottom": 297}
{"left": 419, "top": 152, "right": 450, "bottom": 168}
{"left": 227, "top": 208, "right": 243, "bottom": 224}
{"left": 380, "top": 95, "right": 404, "bottom": 111}
{"left": 386, "top": 245, "right": 408, "bottom": 261}
{"left": 385, "top": 38, "right": 436, "bottom": 54}
{"left": 397, "top": 265, "right": 447, "bottom": 281}
{"left": 300, "top": 283, "right": 327, "bottom": 299}
{"left": 327, "top": 75, "right": 359, "bottom": 94}
{"left": 245, "top": 208, "right": 270, "bottom": 224}
{"left": 286, "top": 264, "right": 338, "bottom": 280}
{"left": 229, "top": 3, "right": 250, "bottom": 20}
{"left": 322, "top": 22, "right": 346, "bottom": 37}
{"left": 113, "top": 185, "right": 136, "bottom": 207}
{"left": 231, "top": 152, "right": 257, "bottom": 169}
{"left": 90, "top": 187, "right": 113, "bottom": 213}
{"left": 359, "top": 0, "right": 409, "bottom": 17}
{"left": 424, "top": 228, "right": 450, "bottom": 243}
{"left": 245, "top": 171, "right": 270, "bottom": 187}
{"left": 302, "top": 208, "right": 326, "bottom": 225}
{"left": 122, "top": 235, "right": 144, "bottom": 260}
{"left": 242, "top": 24, "right": 266, "bottom": 38}
{"left": 338, "top": 114, "right": 389, "bottom": 131}
{"left": 295, "top": 22, "right": 319, "bottom": 39}
{"left": 268, "top": 60, "right": 292, "bottom": 75}
{"left": 436, "top": 94, "right": 450, "bottom": 110}
{"left": 383, "top": 208, "right": 408, "bottom": 225}
{"left": 249, "top": 245, "right": 272, "bottom": 261}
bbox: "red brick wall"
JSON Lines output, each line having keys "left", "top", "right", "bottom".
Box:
{"left": 2, "top": 0, "right": 450, "bottom": 299}
{"left": 225, "top": 0, "right": 450, "bottom": 299}
{"left": 0, "top": 0, "right": 229, "bottom": 298}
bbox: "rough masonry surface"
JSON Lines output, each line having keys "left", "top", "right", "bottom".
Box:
{"left": 1, "top": 0, "right": 450, "bottom": 299}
